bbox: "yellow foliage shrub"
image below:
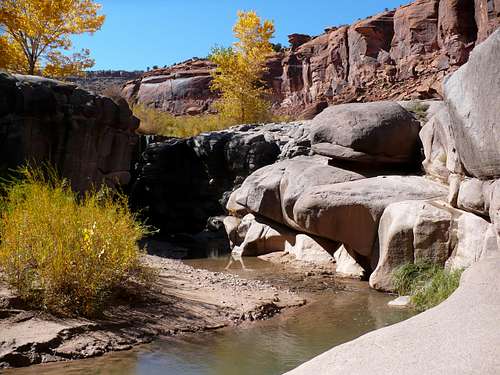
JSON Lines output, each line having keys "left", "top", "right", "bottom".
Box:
{"left": 0, "top": 167, "right": 148, "bottom": 317}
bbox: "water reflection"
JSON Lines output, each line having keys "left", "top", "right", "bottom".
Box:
{"left": 224, "top": 253, "right": 247, "bottom": 270}
{"left": 6, "top": 258, "right": 416, "bottom": 375}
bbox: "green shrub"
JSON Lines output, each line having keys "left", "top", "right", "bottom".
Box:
{"left": 392, "top": 261, "right": 441, "bottom": 296}
{"left": 392, "top": 261, "right": 463, "bottom": 312}
{"left": 411, "top": 268, "right": 462, "bottom": 311}
{"left": 0, "top": 167, "right": 149, "bottom": 317}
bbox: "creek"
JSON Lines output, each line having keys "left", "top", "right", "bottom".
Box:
{"left": 7, "top": 257, "right": 416, "bottom": 375}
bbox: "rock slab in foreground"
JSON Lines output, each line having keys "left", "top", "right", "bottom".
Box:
{"left": 286, "top": 257, "right": 500, "bottom": 375}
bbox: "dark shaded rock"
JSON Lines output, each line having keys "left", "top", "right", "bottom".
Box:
{"left": 130, "top": 122, "right": 312, "bottom": 235}
{"left": 0, "top": 73, "right": 139, "bottom": 192}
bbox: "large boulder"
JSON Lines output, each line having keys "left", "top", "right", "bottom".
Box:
{"left": 420, "top": 103, "right": 463, "bottom": 182}
{"left": 234, "top": 156, "right": 367, "bottom": 226}
{"left": 292, "top": 176, "right": 447, "bottom": 263}
{"left": 457, "top": 178, "right": 494, "bottom": 216}
{"left": 371, "top": 199, "right": 496, "bottom": 291}
{"left": 489, "top": 180, "right": 500, "bottom": 250}
{"left": 310, "top": 101, "right": 421, "bottom": 165}
{"left": 334, "top": 246, "right": 366, "bottom": 278}
{"left": 232, "top": 215, "right": 337, "bottom": 264}
{"left": 444, "top": 29, "right": 500, "bottom": 179}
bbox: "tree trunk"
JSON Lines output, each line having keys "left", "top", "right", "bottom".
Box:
{"left": 28, "top": 60, "right": 35, "bottom": 75}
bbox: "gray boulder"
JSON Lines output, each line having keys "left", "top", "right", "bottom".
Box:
{"left": 371, "top": 199, "right": 496, "bottom": 292}
{"left": 420, "top": 104, "right": 463, "bottom": 182}
{"left": 444, "top": 29, "right": 500, "bottom": 179}
{"left": 292, "top": 176, "right": 447, "bottom": 262}
{"left": 457, "top": 178, "right": 493, "bottom": 216}
{"left": 310, "top": 101, "right": 421, "bottom": 165}
{"left": 334, "top": 246, "right": 365, "bottom": 278}
{"left": 234, "top": 156, "right": 366, "bottom": 226}
{"left": 232, "top": 215, "right": 337, "bottom": 264}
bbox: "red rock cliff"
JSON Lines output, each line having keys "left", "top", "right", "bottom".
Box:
{"left": 123, "top": 0, "right": 499, "bottom": 118}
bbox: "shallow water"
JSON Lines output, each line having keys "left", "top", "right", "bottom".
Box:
{"left": 8, "top": 257, "right": 416, "bottom": 375}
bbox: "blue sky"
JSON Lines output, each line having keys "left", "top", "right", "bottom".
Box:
{"left": 72, "top": 0, "right": 410, "bottom": 71}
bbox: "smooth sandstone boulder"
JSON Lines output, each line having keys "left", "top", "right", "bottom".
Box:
{"left": 445, "top": 213, "right": 492, "bottom": 270}
{"left": 370, "top": 200, "right": 453, "bottom": 291}
{"left": 286, "top": 257, "right": 500, "bottom": 375}
{"left": 490, "top": 180, "right": 500, "bottom": 244}
{"left": 371, "top": 199, "right": 496, "bottom": 291}
{"left": 310, "top": 101, "right": 421, "bottom": 165}
{"left": 333, "top": 246, "right": 365, "bottom": 278}
{"left": 235, "top": 156, "right": 366, "bottom": 226}
{"left": 457, "top": 178, "right": 493, "bottom": 216}
{"left": 420, "top": 104, "right": 463, "bottom": 182}
{"left": 292, "top": 176, "right": 447, "bottom": 259}
{"left": 444, "top": 29, "right": 500, "bottom": 179}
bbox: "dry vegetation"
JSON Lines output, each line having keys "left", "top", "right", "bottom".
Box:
{"left": 0, "top": 167, "right": 150, "bottom": 317}
{"left": 133, "top": 104, "right": 291, "bottom": 138}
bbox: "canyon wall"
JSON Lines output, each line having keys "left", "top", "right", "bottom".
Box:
{"left": 123, "top": 0, "right": 500, "bottom": 118}
{"left": 0, "top": 73, "right": 139, "bottom": 192}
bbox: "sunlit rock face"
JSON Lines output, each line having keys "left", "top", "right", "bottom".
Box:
{"left": 123, "top": 0, "right": 499, "bottom": 117}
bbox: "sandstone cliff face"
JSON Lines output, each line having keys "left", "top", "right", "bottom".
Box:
{"left": 0, "top": 73, "right": 139, "bottom": 192}
{"left": 122, "top": 58, "right": 217, "bottom": 115}
{"left": 123, "top": 0, "right": 499, "bottom": 117}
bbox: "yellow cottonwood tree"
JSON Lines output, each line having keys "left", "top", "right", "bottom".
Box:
{"left": 0, "top": 0, "right": 104, "bottom": 77}
{"left": 209, "top": 11, "right": 275, "bottom": 124}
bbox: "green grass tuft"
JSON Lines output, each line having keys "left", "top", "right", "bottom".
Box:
{"left": 392, "top": 261, "right": 463, "bottom": 312}
{"left": 407, "top": 101, "right": 430, "bottom": 123}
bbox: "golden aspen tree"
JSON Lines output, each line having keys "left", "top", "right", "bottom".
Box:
{"left": 0, "top": 0, "right": 104, "bottom": 77}
{"left": 209, "top": 11, "right": 275, "bottom": 124}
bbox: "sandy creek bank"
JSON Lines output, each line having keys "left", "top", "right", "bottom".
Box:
{"left": 2, "top": 252, "right": 417, "bottom": 374}
{"left": 0, "top": 252, "right": 311, "bottom": 369}
{"left": 1, "top": 243, "right": 372, "bottom": 370}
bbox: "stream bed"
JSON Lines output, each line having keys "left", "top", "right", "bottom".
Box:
{"left": 7, "top": 257, "right": 417, "bottom": 375}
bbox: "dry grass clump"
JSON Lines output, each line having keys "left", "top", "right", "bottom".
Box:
{"left": 0, "top": 167, "right": 150, "bottom": 317}
{"left": 133, "top": 104, "right": 292, "bottom": 138}
{"left": 132, "top": 104, "right": 235, "bottom": 137}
